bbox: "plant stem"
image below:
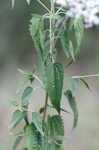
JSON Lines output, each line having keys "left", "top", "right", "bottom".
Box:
{"left": 72, "top": 74, "right": 99, "bottom": 79}
{"left": 43, "top": 0, "right": 55, "bottom": 121}
{"left": 43, "top": 92, "right": 48, "bottom": 121}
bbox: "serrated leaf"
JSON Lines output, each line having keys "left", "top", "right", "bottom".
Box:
{"left": 47, "top": 115, "right": 64, "bottom": 149}
{"left": 74, "top": 18, "right": 84, "bottom": 51}
{"left": 29, "top": 15, "right": 48, "bottom": 65}
{"left": 29, "top": 15, "right": 41, "bottom": 38}
{"left": 61, "top": 30, "right": 70, "bottom": 58}
{"left": 11, "top": 110, "right": 26, "bottom": 129}
{"left": 48, "top": 115, "right": 64, "bottom": 137}
{"left": 25, "top": 124, "right": 42, "bottom": 150}
{"left": 32, "top": 112, "right": 44, "bottom": 135}
{"left": 13, "top": 136, "right": 23, "bottom": 150}
{"left": 22, "top": 87, "right": 33, "bottom": 106}
{"left": 45, "top": 62, "right": 64, "bottom": 113}
{"left": 61, "top": 31, "right": 75, "bottom": 61}
{"left": 64, "top": 90, "right": 78, "bottom": 129}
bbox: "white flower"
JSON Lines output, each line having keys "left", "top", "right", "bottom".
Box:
{"left": 55, "top": 0, "right": 99, "bottom": 28}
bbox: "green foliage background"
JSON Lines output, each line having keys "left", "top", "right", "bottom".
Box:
{"left": 0, "top": 0, "right": 99, "bottom": 150}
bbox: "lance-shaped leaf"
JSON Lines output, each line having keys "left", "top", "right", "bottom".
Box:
{"left": 48, "top": 115, "right": 64, "bottom": 147}
{"left": 32, "top": 112, "right": 44, "bottom": 135}
{"left": 29, "top": 15, "right": 41, "bottom": 38}
{"left": 48, "top": 115, "right": 64, "bottom": 137}
{"left": 13, "top": 136, "right": 23, "bottom": 150}
{"left": 64, "top": 90, "right": 78, "bottom": 129}
{"left": 45, "top": 62, "right": 64, "bottom": 113}
{"left": 25, "top": 124, "right": 42, "bottom": 150}
{"left": 74, "top": 18, "right": 84, "bottom": 51}
{"left": 22, "top": 86, "right": 33, "bottom": 106}
{"left": 11, "top": 110, "right": 26, "bottom": 129}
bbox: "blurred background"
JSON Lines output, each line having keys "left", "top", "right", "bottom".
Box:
{"left": 0, "top": 0, "right": 99, "bottom": 149}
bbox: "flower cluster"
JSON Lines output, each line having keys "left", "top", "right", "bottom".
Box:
{"left": 55, "top": 0, "right": 99, "bottom": 28}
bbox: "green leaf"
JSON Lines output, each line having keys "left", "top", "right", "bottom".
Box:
{"left": 22, "top": 87, "right": 33, "bottom": 106}
{"left": 10, "top": 100, "right": 19, "bottom": 106}
{"left": 29, "top": 15, "right": 49, "bottom": 65}
{"left": 64, "top": 90, "right": 78, "bottom": 129}
{"left": 48, "top": 115, "right": 64, "bottom": 137}
{"left": 29, "top": 15, "right": 41, "bottom": 38}
{"left": 11, "top": 110, "right": 26, "bottom": 129}
{"left": 26, "top": 0, "right": 31, "bottom": 5}
{"left": 61, "top": 30, "right": 70, "bottom": 58}
{"left": 74, "top": 18, "right": 84, "bottom": 51}
{"left": 13, "top": 136, "right": 23, "bottom": 150}
{"left": 25, "top": 124, "right": 42, "bottom": 150}
{"left": 32, "top": 112, "right": 44, "bottom": 136}
{"left": 17, "top": 77, "right": 29, "bottom": 94}
{"left": 71, "top": 79, "right": 79, "bottom": 96}
{"left": 45, "top": 62, "right": 64, "bottom": 113}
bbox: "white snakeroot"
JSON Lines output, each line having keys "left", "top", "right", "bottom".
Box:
{"left": 55, "top": 0, "right": 99, "bottom": 28}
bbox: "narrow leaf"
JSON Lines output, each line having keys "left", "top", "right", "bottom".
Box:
{"left": 22, "top": 87, "right": 33, "bottom": 106}
{"left": 48, "top": 115, "right": 64, "bottom": 144}
{"left": 74, "top": 18, "right": 84, "bottom": 52}
{"left": 25, "top": 124, "right": 42, "bottom": 150}
{"left": 45, "top": 62, "right": 64, "bottom": 113}
{"left": 32, "top": 112, "right": 44, "bottom": 135}
{"left": 11, "top": 110, "right": 26, "bottom": 129}
{"left": 13, "top": 136, "right": 23, "bottom": 150}
{"left": 64, "top": 90, "right": 78, "bottom": 128}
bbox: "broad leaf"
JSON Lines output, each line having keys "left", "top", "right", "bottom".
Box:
{"left": 13, "top": 136, "right": 23, "bottom": 150}
{"left": 22, "top": 87, "right": 33, "bottom": 106}
{"left": 45, "top": 62, "right": 64, "bottom": 113}
{"left": 11, "top": 110, "right": 26, "bottom": 129}
{"left": 25, "top": 124, "right": 42, "bottom": 150}
{"left": 32, "top": 112, "right": 44, "bottom": 135}
{"left": 48, "top": 115, "right": 64, "bottom": 138}
{"left": 64, "top": 90, "right": 78, "bottom": 129}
